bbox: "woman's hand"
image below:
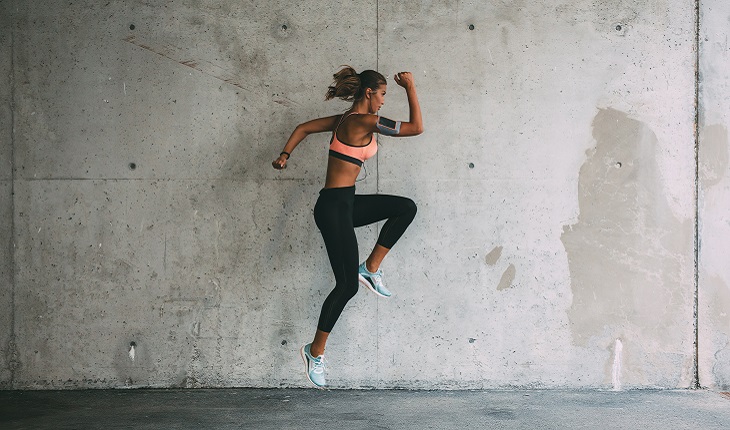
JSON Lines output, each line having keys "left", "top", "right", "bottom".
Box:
{"left": 272, "top": 154, "right": 288, "bottom": 170}
{"left": 394, "top": 72, "right": 415, "bottom": 90}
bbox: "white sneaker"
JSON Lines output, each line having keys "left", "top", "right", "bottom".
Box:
{"left": 300, "top": 343, "right": 327, "bottom": 388}
{"left": 358, "top": 263, "right": 392, "bottom": 298}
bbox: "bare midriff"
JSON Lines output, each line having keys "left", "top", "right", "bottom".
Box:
{"left": 324, "top": 156, "right": 362, "bottom": 189}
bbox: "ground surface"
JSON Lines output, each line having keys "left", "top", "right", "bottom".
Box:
{"left": 1, "top": 388, "right": 730, "bottom": 429}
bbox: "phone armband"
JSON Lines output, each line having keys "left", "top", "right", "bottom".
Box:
{"left": 376, "top": 116, "right": 401, "bottom": 136}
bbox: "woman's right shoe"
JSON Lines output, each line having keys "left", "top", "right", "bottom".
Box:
{"left": 358, "top": 262, "right": 392, "bottom": 297}
{"left": 300, "top": 343, "right": 327, "bottom": 388}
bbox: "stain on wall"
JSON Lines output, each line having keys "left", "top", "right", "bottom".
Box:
{"left": 497, "top": 264, "right": 516, "bottom": 291}
{"left": 561, "top": 108, "right": 693, "bottom": 384}
{"left": 485, "top": 246, "right": 503, "bottom": 266}
{"left": 702, "top": 275, "right": 730, "bottom": 387}
{"left": 700, "top": 125, "right": 729, "bottom": 187}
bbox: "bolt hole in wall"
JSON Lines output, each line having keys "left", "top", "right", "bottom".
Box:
{"left": 468, "top": 24, "right": 475, "bottom": 30}
{"left": 129, "top": 24, "right": 135, "bottom": 30}
{"left": 612, "top": 22, "right": 627, "bottom": 36}
{"left": 129, "top": 162, "right": 137, "bottom": 171}
{"left": 468, "top": 162, "right": 475, "bottom": 169}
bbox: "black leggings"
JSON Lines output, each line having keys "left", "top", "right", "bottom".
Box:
{"left": 313, "top": 186, "right": 417, "bottom": 333}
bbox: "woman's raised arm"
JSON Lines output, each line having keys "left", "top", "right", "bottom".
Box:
{"left": 392, "top": 72, "right": 423, "bottom": 137}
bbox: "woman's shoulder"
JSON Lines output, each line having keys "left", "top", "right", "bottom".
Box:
{"left": 345, "top": 113, "right": 378, "bottom": 126}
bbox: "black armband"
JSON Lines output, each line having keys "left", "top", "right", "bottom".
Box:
{"left": 376, "top": 116, "right": 402, "bottom": 135}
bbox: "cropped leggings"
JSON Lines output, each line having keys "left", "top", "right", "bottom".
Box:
{"left": 313, "top": 186, "right": 417, "bottom": 333}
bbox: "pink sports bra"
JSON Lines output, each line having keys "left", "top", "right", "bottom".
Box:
{"left": 328, "top": 112, "right": 377, "bottom": 167}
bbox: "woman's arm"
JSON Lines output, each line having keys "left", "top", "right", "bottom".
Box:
{"left": 273, "top": 115, "right": 340, "bottom": 169}
{"left": 363, "top": 72, "right": 423, "bottom": 138}
{"left": 394, "top": 72, "right": 423, "bottom": 137}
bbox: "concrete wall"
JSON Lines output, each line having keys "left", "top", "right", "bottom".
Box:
{"left": 1, "top": 0, "right": 16, "bottom": 389}
{"left": 699, "top": 0, "right": 730, "bottom": 390}
{"left": 377, "top": 0, "right": 696, "bottom": 390}
{"left": 1, "top": 0, "right": 724, "bottom": 389}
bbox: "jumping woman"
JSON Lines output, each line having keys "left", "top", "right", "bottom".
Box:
{"left": 272, "top": 66, "right": 423, "bottom": 388}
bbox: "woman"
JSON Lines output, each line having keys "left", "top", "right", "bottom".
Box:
{"left": 272, "top": 66, "right": 423, "bottom": 388}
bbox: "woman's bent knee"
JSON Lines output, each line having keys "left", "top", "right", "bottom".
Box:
{"left": 406, "top": 198, "right": 417, "bottom": 217}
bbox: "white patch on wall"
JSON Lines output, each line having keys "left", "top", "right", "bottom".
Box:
{"left": 612, "top": 339, "right": 623, "bottom": 391}
{"left": 129, "top": 343, "right": 136, "bottom": 362}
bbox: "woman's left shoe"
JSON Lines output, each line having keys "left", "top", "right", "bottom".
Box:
{"left": 358, "top": 263, "right": 392, "bottom": 298}
{"left": 300, "top": 343, "right": 327, "bottom": 388}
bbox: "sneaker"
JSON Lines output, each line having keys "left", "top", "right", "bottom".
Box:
{"left": 358, "top": 262, "right": 392, "bottom": 298}
{"left": 300, "top": 343, "right": 327, "bottom": 388}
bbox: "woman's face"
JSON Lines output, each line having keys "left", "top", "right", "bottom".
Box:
{"left": 368, "top": 84, "right": 387, "bottom": 113}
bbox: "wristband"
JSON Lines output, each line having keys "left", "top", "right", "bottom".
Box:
{"left": 280, "top": 151, "right": 290, "bottom": 159}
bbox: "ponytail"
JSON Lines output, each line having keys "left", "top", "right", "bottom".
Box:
{"left": 325, "top": 66, "right": 386, "bottom": 102}
{"left": 325, "top": 66, "right": 361, "bottom": 101}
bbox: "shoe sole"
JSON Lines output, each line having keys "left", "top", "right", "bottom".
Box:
{"left": 358, "top": 274, "right": 391, "bottom": 298}
{"left": 300, "top": 345, "right": 326, "bottom": 389}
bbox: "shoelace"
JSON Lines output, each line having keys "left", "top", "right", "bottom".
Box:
{"left": 311, "top": 356, "right": 326, "bottom": 374}
{"left": 371, "top": 269, "right": 383, "bottom": 285}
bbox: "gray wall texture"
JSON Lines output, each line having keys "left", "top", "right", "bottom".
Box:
{"left": 1, "top": 0, "right": 16, "bottom": 389}
{"left": 0, "top": 0, "right": 728, "bottom": 390}
{"left": 699, "top": 0, "right": 730, "bottom": 390}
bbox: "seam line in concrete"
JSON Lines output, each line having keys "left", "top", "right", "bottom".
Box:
{"left": 692, "top": 0, "right": 701, "bottom": 390}
{"left": 375, "top": 0, "right": 381, "bottom": 389}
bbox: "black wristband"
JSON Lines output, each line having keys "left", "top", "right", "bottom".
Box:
{"left": 280, "top": 151, "right": 290, "bottom": 159}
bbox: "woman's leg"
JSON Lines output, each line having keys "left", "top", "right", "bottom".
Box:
{"left": 353, "top": 194, "right": 417, "bottom": 271}
{"left": 303, "top": 189, "right": 360, "bottom": 387}
{"left": 312, "top": 188, "right": 360, "bottom": 341}
{"left": 310, "top": 329, "right": 329, "bottom": 358}
{"left": 364, "top": 244, "right": 389, "bottom": 273}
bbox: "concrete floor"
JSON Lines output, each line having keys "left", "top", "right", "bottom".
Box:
{"left": 2, "top": 389, "right": 730, "bottom": 429}
{"left": 0, "top": 389, "right": 730, "bottom": 430}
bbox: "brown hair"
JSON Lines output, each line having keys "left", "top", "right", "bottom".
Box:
{"left": 325, "top": 66, "right": 386, "bottom": 102}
